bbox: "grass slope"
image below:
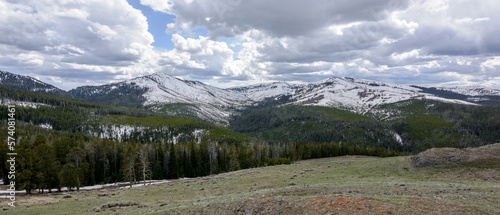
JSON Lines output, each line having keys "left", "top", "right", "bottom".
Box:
{"left": 5, "top": 145, "right": 499, "bottom": 214}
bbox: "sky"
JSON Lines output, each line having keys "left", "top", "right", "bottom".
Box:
{"left": 1, "top": 0, "right": 499, "bottom": 90}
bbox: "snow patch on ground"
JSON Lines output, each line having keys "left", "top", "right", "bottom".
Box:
{"left": 88, "top": 124, "right": 207, "bottom": 144}
{"left": 0, "top": 99, "right": 49, "bottom": 108}
{"left": 91, "top": 125, "right": 146, "bottom": 142}
{"left": 39, "top": 123, "right": 53, "bottom": 130}
{"left": 392, "top": 131, "right": 403, "bottom": 145}
{"left": 0, "top": 180, "right": 170, "bottom": 198}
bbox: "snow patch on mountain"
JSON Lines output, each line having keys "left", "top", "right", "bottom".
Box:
{"left": 0, "top": 99, "right": 49, "bottom": 108}
{"left": 127, "top": 72, "right": 252, "bottom": 124}
{"left": 287, "top": 77, "right": 476, "bottom": 114}
{"left": 39, "top": 123, "right": 53, "bottom": 130}
{"left": 88, "top": 124, "right": 206, "bottom": 144}
{"left": 69, "top": 71, "right": 493, "bottom": 124}
{"left": 227, "top": 82, "right": 298, "bottom": 100}
{"left": 437, "top": 86, "right": 500, "bottom": 96}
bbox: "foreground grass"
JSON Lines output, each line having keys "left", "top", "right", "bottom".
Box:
{"left": 2, "top": 155, "right": 499, "bottom": 214}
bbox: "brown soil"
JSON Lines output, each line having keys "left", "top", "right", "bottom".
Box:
{"left": 184, "top": 194, "right": 482, "bottom": 215}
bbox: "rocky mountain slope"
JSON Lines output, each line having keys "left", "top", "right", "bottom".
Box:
{"left": 1, "top": 70, "right": 499, "bottom": 124}
{"left": 69, "top": 72, "right": 500, "bottom": 124}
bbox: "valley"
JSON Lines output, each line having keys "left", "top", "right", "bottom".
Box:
{"left": 2, "top": 0, "right": 500, "bottom": 214}
{"left": 0, "top": 70, "right": 499, "bottom": 214}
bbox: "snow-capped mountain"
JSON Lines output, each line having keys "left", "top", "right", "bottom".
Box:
{"left": 285, "top": 77, "right": 477, "bottom": 114}
{"left": 69, "top": 71, "right": 500, "bottom": 124}
{"left": 2, "top": 70, "right": 498, "bottom": 125}
{"left": 437, "top": 86, "right": 500, "bottom": 97}
{"left": 70, "top": 72, "right": 253, "bottom": 124}
{"left": 227, "top": 82, "right": 300, "bottom": 100}
{"left": 0, "top": 70, "right": 73, "bottom": 98}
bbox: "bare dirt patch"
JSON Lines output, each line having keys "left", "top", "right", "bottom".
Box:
{"left": 186, "top": 194, "right": 481, "bottom": 215}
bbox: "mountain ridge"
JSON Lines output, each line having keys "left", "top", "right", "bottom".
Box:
{"left": 0, "top": 70, "right": 74, "bottom": 98}
{"left": 1, "top": 70, "right": 499, "bottom": 124}
{"left": 67, "top": 71, "right": 500, "bottom": 124}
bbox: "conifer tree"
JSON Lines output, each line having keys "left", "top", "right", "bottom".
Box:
{"left": 60, "top": 163, "right": 78, "bottom": 191}
{"left": 152, "top": 145, "right": 164, "bottom": 180}
{"left": 122, "top": 142, "right": 138, "bottom": 187}
{"left": 67, "top": 147, "right": 87, "bottom": 191}
{"left": 167, "top": 143, "right": 178, "bottom": 179}
{"left": 17, "top": 138, "right": 40, "bottom": 194}
{"left": 34, "top": 136, "right": 59, "bottom": 193}
{"left": 229, "top": 145, "right": 240, "bottom": 171}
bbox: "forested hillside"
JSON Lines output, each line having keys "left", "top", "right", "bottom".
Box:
{"left": 231, "top": 100, "right": 500, "bottom": 153}
{"left": 0, "top": 70, "right": 74, "bottom": 99}
{"left": 0, "top": 86, "right": 394, "bottom": 193}
{"left": 1, "top": 84, "right": 498, "bottom": 194}
{"left": 375, "top": 100, "right": 500, "bottom": 152}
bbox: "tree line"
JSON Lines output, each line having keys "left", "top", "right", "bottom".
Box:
{"left": 1, "top": 130, "right": 398, "bottom": 193}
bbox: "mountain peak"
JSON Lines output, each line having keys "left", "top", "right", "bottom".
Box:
{"left": 3, "top": 70, "right": 498, "bottom": 125}
{"left": 0, "top": 70, "right": 74, "bottom": 98}
{"left": 66, "top": 73, "right": 500, "bottom": 123}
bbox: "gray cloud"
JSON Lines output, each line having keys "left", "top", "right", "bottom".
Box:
{"left": 1, "top": 0, "right": 499, "bottom": 91}
{"left": 0, "top": 0, "right": 157, "bottom": 89}
{"left": 166, "top": 0, "right": 410, "bottom": 38}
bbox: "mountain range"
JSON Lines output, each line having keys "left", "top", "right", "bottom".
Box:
{"left": 2, "top": 70, "right": 500, "bottom": 125}
{"left": 1, "top": 70, "right": 499, "bottom": 200}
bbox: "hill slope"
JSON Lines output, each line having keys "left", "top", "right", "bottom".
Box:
{"left": 230, "top": 101, "right": 500, "bottom": 152}
{"left": 1, "top": 71, "right": 498, "bottom": 152}
{"left": 6, "top": 146, "right": 500, "bottom": 214}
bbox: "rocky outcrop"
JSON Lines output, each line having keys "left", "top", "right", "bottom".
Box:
{"left": 411, "top": 143, "right": 500, "bottom": 168}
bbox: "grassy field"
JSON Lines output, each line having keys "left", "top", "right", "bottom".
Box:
{"left": 2, "top": 148, "right": 499, "bottom": 214}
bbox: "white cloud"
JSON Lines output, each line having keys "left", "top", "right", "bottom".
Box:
{"left": 481, "top": 56, "right": 500, "bottom": 71}
{"left": 0, "top": 0, "right": 156, "bottom": 89}
{"left": 391, "top": 49, "right": 420, "bottom": 61}
{"left": 1, "top": 0, "right": 500, "bottom": 90}
{"left": 157, "top": 34, "right": 238, "bottom": 79}
{"left": 161, "top": 0, "right": 411, "bottom": 38}
{"left": 139, "top": 0, "right": 172, "bottom": 13}
{"left": 455, "top": 17, "right": 490, "bottom": 24}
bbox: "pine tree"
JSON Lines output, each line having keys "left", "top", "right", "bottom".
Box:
{"left": 59, "top": 163, "right": 78, "bottom": 191}
{"left": 189, "top": 142, "right": 197, "bottom": 177}
{"left": 0, "top": 141, "right": 9, "bottom": 184}
{"left": 67, "top": 147, "right": 87, "bottom": 191}
{"left": 122, "top": 143, "right": 138, "bottom": 187}
{"left": 17, "top": 138, "right": 39, "bottom": 194}
{"left": 198, "top": 140, "right": 209, "bottom": 176}
{"left": 34, "top": 136, "right": 59, "bottom": 193}
{"left": 167, "top": 143, "right": 178, "bottom": 179}
{"left": 152, "top": 145, "right": 164, "bottom": 180}
{"left": 229, "top": 145, "right": 240, "bottom": 171}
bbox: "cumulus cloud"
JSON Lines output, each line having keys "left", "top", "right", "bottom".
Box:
{"left": 150, "top": 0, "right": 499, "bottom": 88}
{"left": 162, "top": 0, "right": 410, "bottom": 38}
{"left": 157, "top": 34, "right": 239, "bottom": 80}
{"left": 0, "top": 0, "right": 499, "bottom": 90}
{"left": 0, "top": 0, "right": 155, "bottom": 89}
